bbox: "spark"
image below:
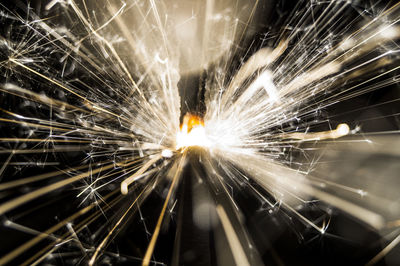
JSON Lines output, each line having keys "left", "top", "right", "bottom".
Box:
{"left": 0, "top": 0, "right": 400, "bottom": 265}
{"left": 176, "top": 113, "right": 211, "bottom": 149}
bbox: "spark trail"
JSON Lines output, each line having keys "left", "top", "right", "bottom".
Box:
{"left": 0, "top": 0, "right": 400, "bottom": 265}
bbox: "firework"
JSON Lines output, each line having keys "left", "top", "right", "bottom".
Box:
{"left": 0, "top": 0, "right": 400, "bottom": 265}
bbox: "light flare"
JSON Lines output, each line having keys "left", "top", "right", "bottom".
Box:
{"left": 176, "top": 113, "right": 211, "bottom": 149}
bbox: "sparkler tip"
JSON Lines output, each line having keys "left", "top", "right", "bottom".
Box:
{"left": 176, "top": 113, "right": 211, "bottom": 150}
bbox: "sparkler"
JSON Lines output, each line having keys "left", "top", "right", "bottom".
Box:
{"left": 0, "top": 0, "right": 400, "bottom": 265}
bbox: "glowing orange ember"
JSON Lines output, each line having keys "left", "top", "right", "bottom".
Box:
{"left": 180, "top": 113, "right": 204, "bottom": 132}
{"left": 176, "top": 113, "right": 210, "bottom": 149}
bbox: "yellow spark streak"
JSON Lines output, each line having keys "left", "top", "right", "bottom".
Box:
{"left": 0, "top": 152, "right": 13, "bottom": 178}
{"left": 281, "top": 61, "right": 341, "bottom": 96}
{"left": 88, "top": 186, "right": 149, "bottom": 266}
{"left": 0, "top": 189, "right": 119, "bottom": 265}
{"left": 230, "top": 70, "right": 279, "bottom": 110}
{"left": 69, "top": 0, "right": 170, "bottom": 132}
{"left": 231, "top": 0, "right": 260, "bottom": 59}
{"left": 105, "top": 2, "right": 171, "bottom": 118}
{"left": 79, "top": 161, "right": 153, "bottom": 197}
{"left": 75, "top": 2, "right": 126, "bottom": 46}
{"left": 283, "top": 202, "right": 326, "bottom": 233}
{"left": 9, "top": 58, "right": 89, "bottom": 103}
{"left": 24, "top": 194, "right": 124, "bottom": 266}
{"left": 121, "top": 154, "right": 163, "bottom": 195}
{"left": 200, "top": 0, "right": 214, "bottom": 69}
{"left": 366, "top": 233, "right": 400, "bottom": 266}
{"left": 221, "top": 152, "right": 384, "bottom": 230}
{"left": 8, "top": 58, "right": 132, "bottom": 124}
{"left": 0, "top": 84, "right": 88, "bottom": 114}
{"left": 0, "top": 117, "right": 72, "bottom": 132}
{"left": 216, "top": 205, "right": 250, "bottom": 266}
{"left": 0, "top": 138, "right": 127, "bottom": 144}
{"left": 106, "top": 3, "right": 151, "bottom": 77}
{"left": 142, "top": 152, "right": 186, "bottom": 266}
{"left": 0, "top": 159, "right": 133, "bottom": 215}
{"left": 294, "top": 65, "right": 400, "bottom": 118}
{"left": 0, "top": 159, "right": 114, "bottom": 191}
{"left": 31, "top": 12, "right": 134, "bottom": 104}
{"left": 221, "top": 39, "right": 288, "bottom": 109}
{"left": 0, "top": 146, "right": 89, "bottom": 154}
{"left": 309, "top": 187, "right": 384, "bottom": 230}
{"left": 0, "top": 107, "right": 134, "bottom": 138}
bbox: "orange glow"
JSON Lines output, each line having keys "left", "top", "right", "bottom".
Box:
{"left": 176, "top": 113, "right": 210, "bottom": 149}
{"left": 180, "top": 113, "right": 204, "bottom": 132}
